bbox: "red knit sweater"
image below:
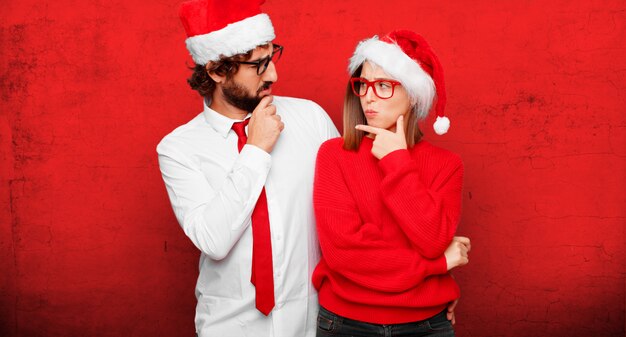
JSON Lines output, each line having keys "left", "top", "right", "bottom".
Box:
{"left": 312, "top": 136, "right": 464, "bottom": 324}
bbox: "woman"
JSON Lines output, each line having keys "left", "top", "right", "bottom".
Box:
{"left": 312, "top": 30, "right": 471, "bottom": 336}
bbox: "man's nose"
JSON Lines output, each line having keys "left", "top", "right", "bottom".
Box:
{"left": 262, "top": 60, "right": 278, "bottom": 82}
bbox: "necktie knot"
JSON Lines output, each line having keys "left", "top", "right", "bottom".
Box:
{"left": 232, "top": 119, "right": 250, "bottom": 152}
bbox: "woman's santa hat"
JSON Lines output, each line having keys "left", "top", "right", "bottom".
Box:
{"left": 179, "top": 0, "right": 275, "bottom": 65}
{"left": 349, "top": 30, "right": 451, "bottom": 135}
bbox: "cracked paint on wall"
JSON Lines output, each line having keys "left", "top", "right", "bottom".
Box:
{"left": 1, "top": 1, "right": 625, "bottom": 336}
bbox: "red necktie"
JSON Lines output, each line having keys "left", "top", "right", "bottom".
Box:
{"left": 231, "top": 119, "right": 275, "bottom": 315}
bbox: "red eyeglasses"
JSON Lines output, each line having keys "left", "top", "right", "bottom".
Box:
{"left": 350, "top": 77, "right": 402, "bottom": 99}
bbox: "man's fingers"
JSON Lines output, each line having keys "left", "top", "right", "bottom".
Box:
{"left": 265, "top": 104, "right": 277, "bottom": 115}
{"left": 260, "top": 95, "right": 273, "bottom": 107}
{"left": 355, "top": 124, "right": 384, "bottom": 135}
{"left": 273, "top": 115, "right": 283, "bottom": 131}
{"left": 448, "top": 299, "right": 458, "bottom": 312}
{"left": 453, "top": 236, "right": 471, "bottom": 251}
{"left": 447, "top": 298, "right": 458, "bottom": 324}
{"left": 254, "top": 95, "right": 274, "bottom": 114}
{"left": 447, "top": 311, "right": 453, "bottom": 321}
{"left": 453, "top": 236, "right": 470, "bottom": 244}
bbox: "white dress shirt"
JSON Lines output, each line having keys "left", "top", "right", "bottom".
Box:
{"left": 157, "top": 96, "right": 339, "bottom": 337}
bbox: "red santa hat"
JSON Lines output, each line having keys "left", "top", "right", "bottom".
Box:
{"left": 179, "top": 0, "right": 275, "bottom": 65}
{"left": 348, "top": 30, "right": 450, "bottom": 135}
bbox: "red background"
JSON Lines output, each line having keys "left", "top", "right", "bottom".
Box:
{"left": 1, "top": 1, "right": 625, "bottom": 336}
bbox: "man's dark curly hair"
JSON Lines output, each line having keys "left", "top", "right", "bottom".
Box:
{"left": 187, "top": 44, "right": 270, "bottom": 98}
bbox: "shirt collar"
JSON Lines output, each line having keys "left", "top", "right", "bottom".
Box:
{"left": 202, "top": 98, "right": 252, "bottom": 138}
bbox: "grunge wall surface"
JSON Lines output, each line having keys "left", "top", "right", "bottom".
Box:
{"left": 1, "top": 1, "right": 624, "bottom": 336}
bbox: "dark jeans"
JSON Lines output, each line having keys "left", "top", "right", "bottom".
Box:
{"left": 316, "top": 306, "right": 455, "bottom": 337}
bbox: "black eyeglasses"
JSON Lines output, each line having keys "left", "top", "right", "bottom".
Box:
{"left": 234, "top": 44, "right": 283, "bottom": 75}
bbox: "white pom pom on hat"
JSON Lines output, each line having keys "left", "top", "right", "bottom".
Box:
{"left": 433, "top": 116, "right": 450, "bottom": 135}
{"left": 349, "top": 30, "right": 451, "bottom": 135}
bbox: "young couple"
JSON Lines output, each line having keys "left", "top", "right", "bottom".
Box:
{"left": 157, "top": 1, "right": 471, "bottom": 336}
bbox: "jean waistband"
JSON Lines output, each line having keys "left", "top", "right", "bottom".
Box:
{"left": 319, "top": 306, "right": 449, "bottom": 326}
{"left": 425, "top": 309, "right": 449, "bottom": 325}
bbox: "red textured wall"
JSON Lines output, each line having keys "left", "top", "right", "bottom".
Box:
{"left": 1, "top": 1, "right": 624, "bottom": 336}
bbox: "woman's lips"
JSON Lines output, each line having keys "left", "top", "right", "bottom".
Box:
{"left": 364, "top": 109, "right": 378, "bottom": 117}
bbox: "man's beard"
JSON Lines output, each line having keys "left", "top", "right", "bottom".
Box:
{"left": 222, "top": 80, "right": 272, "bottom": 113}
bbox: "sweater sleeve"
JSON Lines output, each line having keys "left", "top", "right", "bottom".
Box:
{"left": 314, "top": 143, "right": 447, "bottom": 293}
{"left": 378, "top": 148, "right": 464, "bottom": 259}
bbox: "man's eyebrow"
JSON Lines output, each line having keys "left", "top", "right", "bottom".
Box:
{"left": 248, "top": 49, "right": 273, "bottom": 63}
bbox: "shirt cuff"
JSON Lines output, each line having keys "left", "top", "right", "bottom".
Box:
{"left": 237, "top": 144, "right": 272, "bottom": 173}
{"left": 378, "top": 149, "right": 411, "bottom": 175}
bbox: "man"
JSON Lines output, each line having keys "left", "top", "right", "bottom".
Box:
{"left": 157, "top": 0, "right": 339, "bottom": 336}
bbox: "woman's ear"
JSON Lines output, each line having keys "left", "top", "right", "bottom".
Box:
{"left": 205, "top": 62, "right": 226, "bottom": 83}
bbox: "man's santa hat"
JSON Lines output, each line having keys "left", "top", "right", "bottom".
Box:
{"left": 179, "top": 0, "right": 275, "bottom": 65}
{"left": 349, "top": 30, "right": 451, "bottom": 135}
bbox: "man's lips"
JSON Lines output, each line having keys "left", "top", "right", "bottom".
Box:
{"left": 259, "top": 87, "right": 272, "bottom": 95}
